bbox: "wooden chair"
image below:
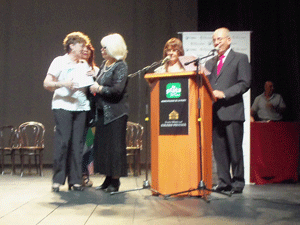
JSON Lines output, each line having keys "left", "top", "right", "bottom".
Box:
{"left": 17, "top": 121, "right": 45, "bottom": 176}
{"left": 126, "top": 121, "right": 144, "bottom": 176}
{"left": 0, "top": 126, "right": 17, "bottom": 175}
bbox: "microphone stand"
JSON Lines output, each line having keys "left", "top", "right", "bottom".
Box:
{"left": 184, "top": 51, "right": 215, "bottom": 66}
{"left": 128, "top": 60, "right": 161, "bottom": 79}
{"left": 161, "top": 51, "right": 232, "bottom": 201}
{"left": 110, "top": 59, "right": 164, "bottom": 196}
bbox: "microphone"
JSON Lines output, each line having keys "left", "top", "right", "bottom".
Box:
{"left": 212, "top": 45, "right": 220, "bottom": 52}
{"left": 161, "top": 56, "right": 171, "bottom": 65}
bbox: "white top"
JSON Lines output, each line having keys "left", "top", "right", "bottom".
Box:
{"left": 47, "top": 54, "right": 92, "bottom": 111}
{"left": 251, "top": 93, "right": 286, "bottom": 121}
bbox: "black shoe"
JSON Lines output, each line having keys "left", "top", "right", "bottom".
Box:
{"left": 96, "top": 176, "right": 112, "bottom": 190}
{"left": 69, "top": 184, "right": 84, "bottom": 191}
{"left": 230, "top": 187, "right": 243, "bottom": 194}
{"left": 106, "top": 179, "right": 120, "bottom": 193}
{"left": 212, "top": 185, "right": 232, "bottom": 192}
{"left": 52, "top": 187, "right": 59, "bottom": 192}
{"left": 52, "top": 183, "right": 60, "bottom": 192}
{"left": 106, "top": 184, "right": 120, "bottom": 193}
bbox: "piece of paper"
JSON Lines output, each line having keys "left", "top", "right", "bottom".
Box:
{"left": 69, "top": 63, "right": 94, "bottom": 88}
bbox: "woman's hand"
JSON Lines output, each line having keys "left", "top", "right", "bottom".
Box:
{"left": 43, "top": 74, "right": 78, "bottom": 91}
{"left": 63, "top": 80, "right": 78, "bottom": 90}
{"left": 87, "top": 70, "right": 96, "bottom": 77}
{"left": 90, "top": 82, "right": 102, "bottom": 95}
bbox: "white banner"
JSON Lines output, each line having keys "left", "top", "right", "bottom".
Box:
{"left": 180, "top": 31, "right": 252, "bottom": 184}
{"left": 181, "top": 31, "right": 251, "bottom": 61}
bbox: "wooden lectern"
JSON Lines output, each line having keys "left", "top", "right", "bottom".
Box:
{"left": 144, "top": 71, "right": 216, "bottom": 197}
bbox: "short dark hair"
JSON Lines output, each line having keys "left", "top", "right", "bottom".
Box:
{"left": 63, "top": 31, "right": 90, "bottom": 53}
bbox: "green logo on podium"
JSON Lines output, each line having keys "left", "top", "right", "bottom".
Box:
{"left": 166, "top": 83, "right": 181, "bottom": 98}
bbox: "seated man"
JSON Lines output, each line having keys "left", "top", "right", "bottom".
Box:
{"left": 251, "top": 81, "right": 286, "bottom": 122}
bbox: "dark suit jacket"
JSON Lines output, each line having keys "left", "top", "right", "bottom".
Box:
{"left": 205, "top": 49, "right": 251, "bottom": 121}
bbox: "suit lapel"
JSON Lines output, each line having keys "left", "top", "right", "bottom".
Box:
{"left": 211, "top": 56, "right": 218, "bottom": 79}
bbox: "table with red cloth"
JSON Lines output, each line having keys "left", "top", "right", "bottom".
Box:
{"left": 250, "top": 122, "right": 300, "bottom": 184}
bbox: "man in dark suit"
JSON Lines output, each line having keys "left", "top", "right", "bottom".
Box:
{"left": 205, "top": 27, "right": 251, "bottom": 194}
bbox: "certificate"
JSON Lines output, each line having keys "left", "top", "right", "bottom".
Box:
{"left": 69, "top": 62, "right": 94, "bottom": 88}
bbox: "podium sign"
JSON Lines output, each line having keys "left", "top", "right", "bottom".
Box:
{"left": 159, "top": 78, "right": 189, "bottom": 135}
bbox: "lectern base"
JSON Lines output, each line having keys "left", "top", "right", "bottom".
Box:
{"left": 154, "top": 180, "right": 232, "bottom": 202}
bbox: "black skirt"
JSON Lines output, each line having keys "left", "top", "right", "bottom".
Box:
{"left": 93, "top": 110, "right": 128, "bottom": 177}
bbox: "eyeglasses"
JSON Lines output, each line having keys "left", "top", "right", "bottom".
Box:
{"left": 166, "top": 49, "right": 178, "bottom": 53}
{"left": 213, "top": 36, "right": 229, "bottom": 43}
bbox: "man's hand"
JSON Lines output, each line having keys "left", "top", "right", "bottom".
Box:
{"left": 213, "top": 90, "right": 225, "bottom": 99}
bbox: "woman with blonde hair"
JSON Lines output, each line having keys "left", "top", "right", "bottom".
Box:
{"left": 90, "top": 33, "right": 129, "bottom": 192}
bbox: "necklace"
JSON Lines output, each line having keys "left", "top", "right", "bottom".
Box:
{"left": 103, "top": 61, "right": 116, "bottom": 72}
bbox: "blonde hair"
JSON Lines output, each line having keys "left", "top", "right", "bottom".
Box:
{"left": 101, "top": 33, "right": 127, "bottom": 60}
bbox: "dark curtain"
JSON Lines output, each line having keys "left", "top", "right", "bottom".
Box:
{"left": 198, "top": 0, "right": 300, "bottom": 121}
{"left": 0, "top": 0, "right": 198, "bottom": 164}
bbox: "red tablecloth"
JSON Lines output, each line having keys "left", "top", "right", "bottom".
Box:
{"left": 250, "top": 122, "right": 300, "bottom": 184}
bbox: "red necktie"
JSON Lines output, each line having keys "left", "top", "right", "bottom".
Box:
{"left": 217, "top": 55, "right": 225, "bottom": 75}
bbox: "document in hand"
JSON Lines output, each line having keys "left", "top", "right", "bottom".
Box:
{"left": 69, "top": 62, "right": 95, "bottom": 88}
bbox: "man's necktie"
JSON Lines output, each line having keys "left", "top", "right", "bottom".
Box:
{"left": 217, "top": 55, "right": 225, "bottom": 75}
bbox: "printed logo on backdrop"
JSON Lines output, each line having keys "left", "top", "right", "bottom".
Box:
{"left": 181, "top": 31, "right": 251, "bottom": 62}
{"left": 160, "top": 78, "right": 189, "bottom": 135}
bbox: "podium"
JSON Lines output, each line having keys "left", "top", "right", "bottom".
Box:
{"left": 144, "top": 71, "right": 216, "bottom": 196}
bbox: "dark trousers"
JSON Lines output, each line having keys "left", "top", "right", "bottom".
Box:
{"left": 213, "top": 119, "right": 245, "bottom": 189}
{"left": 52, "top": 109, "right": 86, "bottom": 185}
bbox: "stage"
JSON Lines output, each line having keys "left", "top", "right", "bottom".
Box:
{"left": 0, "top": 168, "right": 299, "bottom": 225}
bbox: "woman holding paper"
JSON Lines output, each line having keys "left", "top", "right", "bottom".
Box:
{"left": 90, "top": 33, "right": 129, "bottom": 193}
{"left": 43, "top": 31, "right": 92, "bottom": 192}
